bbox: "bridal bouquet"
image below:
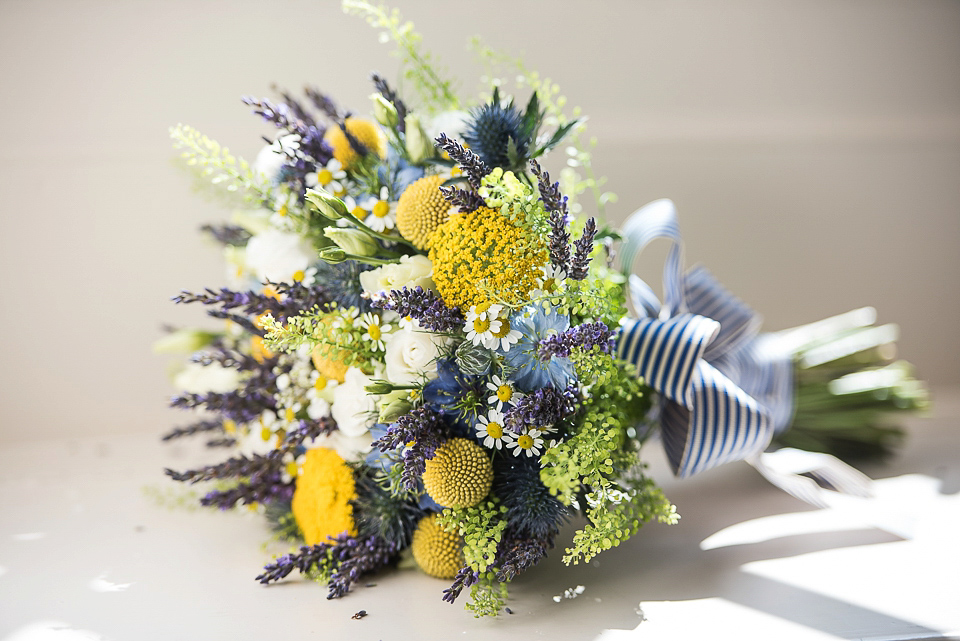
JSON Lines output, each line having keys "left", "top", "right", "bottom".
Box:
{"left": 158, "top": 1, "right": 928, "bottom": 617}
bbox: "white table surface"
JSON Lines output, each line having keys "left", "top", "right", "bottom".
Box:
{"left": 1, "top": 390, "right": 958, "bottom": 641}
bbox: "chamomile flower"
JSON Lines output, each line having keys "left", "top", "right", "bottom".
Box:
{"left": 280, "top": 450, "right": 305, "bottom": 484}
{"left": 476, "top": 409, "right": 513, "bottom": 450}
{"left": 359, "top": 186, "right": 396, "bottom": 232}
{"left": 507, "top": 429, "right": 545, "bottom": 458}
{"left": 465, "top": 302, "right": 504, "bottom": 347}
{"left": 486, "top": 374, "right": 523, "bottom": 411}
{"left": 358, "top": 312, "right": 391, "bottom": 352}
{"left": 531, "top": 263, "right": 567, "bottom": 299}
{"left": 305, "top": 158, "right": 347, "bottom": 196}
{"left": 341, "top": 195, "right": 366, "bottom": 227}
{"left": 291, "top": 265, "right": 317, "bottom": 287}
{"left": 398, "top": 314, "right": 420, "bottom": 330}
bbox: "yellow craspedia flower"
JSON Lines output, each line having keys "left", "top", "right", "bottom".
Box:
{"left": 395, "top": 174, "right": 452, "bottom": 250}
{"left": 411, "top": 514, "right": 463, "bottom": 579}
{"left": 292, "top": 448, "right": 358, "bottom": 545}
{"left": 429, "top": 206, "right": 547, "bottom": 310}
{"left": 423, "top": 438, "right": 493, "bottom": 508}
{"left": 310, "top": 346, "right": 349, "bottom": 384}
{"left": 323, "top": 117, "right": 386, "bottom": 170}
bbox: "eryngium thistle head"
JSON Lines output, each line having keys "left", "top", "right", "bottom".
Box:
{"left": 494, "top": 457, "right": 570, "bottom": 539}
{"left": 462, "top": 98, "right": 528, "bottom": 170}
{"left": 353, "top": 473, "right": 424, "bottom": 549}
{"left": 313, "top": 260, "right": 374, "bottom": 312}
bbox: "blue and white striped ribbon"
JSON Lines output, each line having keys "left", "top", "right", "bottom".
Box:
{"left": 616, "top": 199, "right": 782, "bottom": 478}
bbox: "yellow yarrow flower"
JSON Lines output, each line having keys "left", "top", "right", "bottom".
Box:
{"left": 323, "top": 117, "right": 386, "bottom": 170}
{"left": 429, "top": 206, "right": 547, "bottom": 310}
{"left": 291, "top": 448, "right": 357, "bottom": 545}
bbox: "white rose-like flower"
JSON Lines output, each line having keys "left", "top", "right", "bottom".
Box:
{"left": 359, "top": 254, "right": 435, "bottom": 298}
{"left": 244, "top": 229, "right": 314, "bottom": 284}
{"left": 253, "top": 133, "right": 300, "bottom": 184}
{"left": 384, "top": 327, "right": 447, "bottom": 385}
{"left": 331, "top": 367, "right": 378, "bottom": 437}
{"left": 309, "top": 431, "right": 374, "bottom": 463}
{"left": 172, "top": 362, "right": 241, "bottom": 394}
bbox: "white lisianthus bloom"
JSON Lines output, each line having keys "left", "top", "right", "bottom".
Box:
{"left": 358, "top": 254, "right": 435, "bottom": 298}
{"left": 425, "top": 110, "right": 470, "bottom": 142}
{"left": 384, "top": 327, "right": 448, "bottom": 385}
{"left": 244, "top": 229, "right": 314, "bottom": 284}
{"left": 331, "top": 367, "right": 378, "bottom": 437}
{"left": 309, "top": 431, "right": 374, "bottom": 463}
{"left": 172, "top": 362, "right": 241, "bottom": 394}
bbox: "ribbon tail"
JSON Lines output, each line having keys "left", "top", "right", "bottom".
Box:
{"left": 748, "top": 448, "right": 874, "bottom": 508}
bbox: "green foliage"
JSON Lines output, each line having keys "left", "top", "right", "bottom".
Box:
{"left": 563, "top": 473, "right": 678, "bottom": 565}
{"left": 437, "top": 498, "right": 507, "bottom": 573}
{"left": 265, "top": 501, "right": 303, "bottom": 543}
{"left": 551, "top": 263, "right": 628, "bottom": 329}
{"left": 466, "top": 571, "right": 508, "bottom": 618}
{"left": 261, "top": 307, "right": 377, "bottom": 373}
{"left": 477, "top": 167, "right": 550, "bottom": 237}
{"left": 342, "top": 1, "right": 459, "bottom": 113}
{"left": 170, "top": 124, "right": 272, "bottom": 207}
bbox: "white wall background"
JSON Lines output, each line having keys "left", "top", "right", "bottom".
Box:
{"left": 0, "top": 0, "right": 957, "bottom": 443}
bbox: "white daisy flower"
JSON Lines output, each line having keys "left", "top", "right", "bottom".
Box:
{"left": 476, "top": 409, "right": 513, "bottom": 450}
{"left": 486, "top": 374, "right": 523, "bottom": 411}
{"left": 464, "top": 303, "right": 504, "bottom": 347}
{"left": 305, "top": 158, "right": 347, "bottom": 196}
{"left": 358, "top": 312, "right": 391, "bottom": 352}
{"left": 291, "top": 266, "right": 317, "bottom": 287}
{"left": 487, "top": 312, "right": 523, "bottom": 352}
{"left": 507, "top": 429, "right": 544, "bottom": 458}
{"left": 280, "top": 450, "right": 305, "bottom": 484}
{"left": 359, "top": 186, "right": 396, "bottom": 232}
{"left": 398, "top": 314, "right": 420, "bottom": 331}
{"left": 340, "top": 195, "right": 366, "bottom": 227}
{"left": 529, "top": 263, "right": 568, "bottom": 300}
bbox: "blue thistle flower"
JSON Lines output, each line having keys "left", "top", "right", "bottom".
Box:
{"left": 494, "top": 457, "right": 570, "bottom": 540}
{"left": 313, "top": 260, "right": 374, "bottom": 312}
{"left": 462, "top": 88, "right": 532, "bottom": 171}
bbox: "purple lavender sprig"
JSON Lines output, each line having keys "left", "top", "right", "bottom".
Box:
{"left": 530, "top": 160, "right": 572, "bottom": 273}
{"left": 495, "top": 531, "right": 550, "bottom": 582}
{"left": 439, "top": 185, "right": 486, "bottom": 213}
{"left": 442, "top": 566, "right": 480, "bottom": 604}
{"left": 371, "top": 286, "right": 464, "bottom": 333}
{"left": 537, "top": 322, "right": 614, "bottom": 361}
{"left": 173, "top": 283, "right": 330, "bottom": 324}
{"left": 281, "top": 417, "right": 338, "bottom": 450}
{"left": 257, "top": 534, "right": 397, "bottom": 600}
{"left": 200, "top": 224, "right": 251, "bottom": 247}
{"left": 503, "top": 385, "right": 579, "bottom": 434}
{"left": 568, "top": 217, "right": 597, "bottom": 280}
{"left": 205, "top": 437, "right": 237, "bottom": 448}
{"left": 169, "top": 390, "right": 276, "bottom": 425}
{"left": 165, "top": 451, "right": 282, "bottom": 483}
{"left": 371, "top": 72, "right": 408, "bottom": 133}
{"left": 304, "top": 86, "right": 344, "bottom": 122}
{"left": 372, "top": 406, "right": 448, "bottom": 489}
{"left": 201, "top": 474, "right": 293, "bottom": 510}
{"left": 434, "top": 133, "right": 489, "bottom": 190}
{"left": 271, "top": 85, "right": 317, "bottom": 127}
{"left": 242, "top": 96, "right": 331, "bottom": 164}
{"left": 161, "top": 419, "right": 224, "bottom": 442}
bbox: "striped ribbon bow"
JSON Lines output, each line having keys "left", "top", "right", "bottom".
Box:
{"left": 616, "top": 199, "right": 795, "bottom": 478}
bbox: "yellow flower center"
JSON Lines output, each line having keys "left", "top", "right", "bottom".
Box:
{"left": 285, "top": 461, "right": 299, "bottom": 479}
{"left": 368, "top": 324, "right": 381, "bottom": 341}
{"left": 277, "top": 205, "right": 288, "bottom": 217}
{"left": 474, "top": 302, "right": 492, "bottom": 316}
{"left": 492, "top": 322, "right": 512, "bottom": 338}
{"left": 292, "top": 269, "right": 305, "bottom": 282}
{"left": 316, "top": 168, "right": 334, "bottom": 184}
{"left": 372, "top": 200, "right": 390, "bottom": 218}
{"left": 486, "top": 422, "right": 503, "bottom": 439}
{"left": 543, "top": 278, "right": 557, "bottom": 292}
{"left": 517, "top": 434, "right": 534, "bottom": 449}
{"left": 284, "top": 408, "right": 295, "bottom": 422}
{"left": 260, "top": 426, "right": 272, "bottom": 442}
{"left": 496, "top": 385, "right": 513, "bottom": 403}
{"left": 314, "top": 375, "right": 328, "bottom": 391}
{"left": 473, "top": 317, "right": 491, "bottom": 334}
{"left": 351, "top": 205, "right": 367, "bottom": 219}
{"left": 223, "top": 419, "right": 237, "bottom": 435}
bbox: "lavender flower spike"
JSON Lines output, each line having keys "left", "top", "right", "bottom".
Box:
{"left": 530, "top": 160, "right": 571, "bottom": 273}
{"left": 537, "top": 322, "right": 614, "bottom": 361}
{"left": 434, "top": 133, "right": 489, "bottom": 190}
{"left": 568, "top": 217, "right": 597, "bottom": 280}
{"left": 503, "top": 385, "right": 579, "bottom": 434}
{"left": 371, "top": 406, "right": 448, "bottom": 489}
{"left": 371, "top": 286, "right": 464, "bottom": 333}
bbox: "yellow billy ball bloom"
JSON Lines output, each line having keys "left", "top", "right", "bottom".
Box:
{"left": 323, "top": 117, "right": 386, "bottom": 170}
{"left": 291, "top": 448, "right": 357, "bottom": 545}
{"left": 429, "top": 206, "right": 547, "bottom": 310}
{"left": 395, "top": 174, "right": 452, "bottom": 250}
{"left": 411, "top": 514, "right": 463, "bottom": 579}
{"left": 423, "top": 438, "right": 493, "bottom": 508}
